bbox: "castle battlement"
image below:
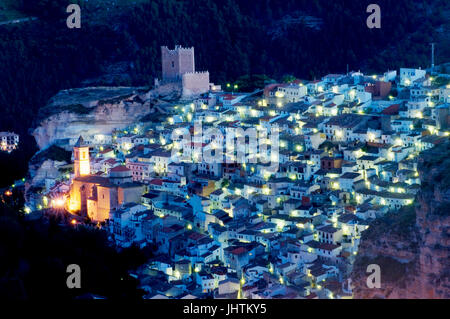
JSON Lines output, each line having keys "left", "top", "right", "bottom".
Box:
{"left": 182, "top": 71, "right": 210, "bottom": 76}
{"left": 161, "top": 45, "right": 194, "bottom": 54}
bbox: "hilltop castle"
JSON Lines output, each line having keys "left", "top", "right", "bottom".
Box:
{"left": 159, "top": 45, "right": 212, "bottom": 97}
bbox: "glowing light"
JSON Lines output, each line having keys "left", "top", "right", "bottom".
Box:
{"left": 388, "top": 152, "right": 395, "bottom": 160}
{"left": 269, "top": 264, "right": 274, "bottom": 274}
{"left": 42, "top": 196, "right": 48, "bottom": 207}
{"left": 316, "top": 106, "right": 323, "bottom": 114}
{"left": 356, "top": 195, "right": 362, "bottom": 204}
{"left": 275, "top": 91, "right": 285, "bottom": 98}
{"left": 187, "top": 224, "right": 192, "bottom": 230}
{"left": 4, "top": 190, "right": 12, "bottom": 196}
{"left": 71, "top": 219, "right": 77, "bottom": 225}
{"left": 24, "top": 207, "right": 31, "bottom": 214}
{"left": 52, "top": 197, "right": 65, "bottom": 208}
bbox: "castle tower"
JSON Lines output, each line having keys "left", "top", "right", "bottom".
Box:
{"left": 161, "top": 45, "right": 195, "bottom": 82}
{"left": 73, "top": 136, "right": 90, "bottom": 177}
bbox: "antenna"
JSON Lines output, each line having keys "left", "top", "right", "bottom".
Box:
{"left": 430, "top": 43, "right": 435, "bottom": 71}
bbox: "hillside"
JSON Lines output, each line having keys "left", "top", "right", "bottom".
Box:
{"left": 351, "top": 138, "right": 450, "bottom": 299}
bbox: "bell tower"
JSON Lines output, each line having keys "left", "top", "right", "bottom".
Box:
{"left": 74, "top": 136, "right": 90, "bottom": 177}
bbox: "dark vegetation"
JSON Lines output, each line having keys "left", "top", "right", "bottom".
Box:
{"left": 30, "top": 145, "right": 72, "bottom": 165}
{"left": 361, "top": 205, "right": 417, "bottom": 242}
{"left": 0, "top": 187, "right": 151, "bottom": 299}
{"left": 419, "top": 138, "right": 450, "bottom": 190}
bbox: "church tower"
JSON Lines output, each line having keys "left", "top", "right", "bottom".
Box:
{"left": 73, "top": 136, "right": 90, "bottom": 177}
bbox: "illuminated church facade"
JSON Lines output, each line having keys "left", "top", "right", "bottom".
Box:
{"left": 67, "top": 136, "right": 144, "bottom": 222}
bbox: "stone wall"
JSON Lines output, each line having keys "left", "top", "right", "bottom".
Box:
{"left": 182, "top": 71, "right": 210, "bottom": 97}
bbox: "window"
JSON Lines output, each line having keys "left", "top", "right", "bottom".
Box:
{"left": 172, "top": 61, "right": 175, "bottom": 68}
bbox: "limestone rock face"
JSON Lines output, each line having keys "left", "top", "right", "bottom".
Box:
{"left": 351, "top": 139, "right": 450, "bottom": 299}
{"left": 29, "top": 159, "right": 66, "bottom": 187}
{"left": 32, "top": 87, "right": 153, "bottom": 150}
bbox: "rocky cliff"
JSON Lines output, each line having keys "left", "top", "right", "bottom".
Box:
{"left": 32, "top": 86, "right": 154, "bottom": 149}
{"left": 351, "top": 138, "right": 450, "bottom": 298}
{"left": 32, "top": 83, "right": 185, "bottom": 150}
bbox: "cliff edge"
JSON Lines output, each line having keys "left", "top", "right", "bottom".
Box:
{"left": 351, "top": 138, "right": 450, "bottom": 298}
